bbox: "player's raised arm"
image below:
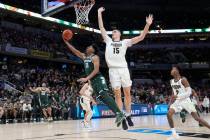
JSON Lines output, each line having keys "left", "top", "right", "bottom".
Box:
{"left": 29, "top": 87, "right": 40, "bottom": 93}
{"left": 98, "top": 7, "right": 109, "bottom": 42}
{"left": 130, "top": 14, "right": 153, "bottom": 45}
{"left": 63, "top": 39, "right": 85, "bottom": 60}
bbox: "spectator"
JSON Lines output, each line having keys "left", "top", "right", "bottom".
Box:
{"left": 13, "top": 100, "right": 22, "bottom": 122}
{"left": 147, "top": 89, "right": 156, "bottom": 113}
{"left": 202, "top": 96, "right": 210, "bottom": 113}
{"left": 0, "top": 101, "right": 4, "bottom": 120}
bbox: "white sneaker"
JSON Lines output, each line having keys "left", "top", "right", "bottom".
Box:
{"left": 82, "top": 121, "right": 92, "bottom": 128}
{"left": 167, "top": 133, "right": 180, "bottom": 140}
{"left": 84, "top": 122, "right": 89, "bottom": 128}
{"left": 49, "top": 117, "right": 53, "bottom": 121}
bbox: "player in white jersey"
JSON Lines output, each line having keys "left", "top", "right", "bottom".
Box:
{"left": 98, "top": 7, "right": 153, "bottom": 128}
{"left": 79, "top": 81, "right": 96, "bottom": 128}
{"left": 167, "top": 66, "right": 210, "bottom": 140}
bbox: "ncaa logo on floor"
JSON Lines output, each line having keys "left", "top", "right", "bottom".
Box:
{"left": 128, "top": 128, "right": 210, "bottom": 138}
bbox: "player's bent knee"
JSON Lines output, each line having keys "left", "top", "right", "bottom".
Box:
{"left": 167, "top": 109, "right": 175, "bottom": 117}
{"left": 99, "top": 90, "right": 108, "bottom": 97}
{"left": 98, "top": 90, "right": 110, "bottom": 101}
{"left": 113, "top": 88, "right": 121, "bottom": 94}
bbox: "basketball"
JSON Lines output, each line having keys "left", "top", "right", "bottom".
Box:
{"left": 62, "top": 29, "right": 73, "bottom": 41}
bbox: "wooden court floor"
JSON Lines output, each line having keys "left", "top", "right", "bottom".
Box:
{"left": 0, "top": 114, "right": 210, "bottom": 140}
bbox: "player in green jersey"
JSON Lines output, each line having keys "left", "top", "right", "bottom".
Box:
{"left": 29, "top": 83, "right": 53, "bottom": 122}
{"left": 63, "top": 38, "right": 128, "bottom": 130}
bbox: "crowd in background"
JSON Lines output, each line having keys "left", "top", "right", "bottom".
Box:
{"left": 127, "top": 47, "right": 210, "bottom": 64}
{"left": 0, "top": 27, "right": 56, "bottom": 52}
{"left": 1, "top": 24, "right": 210, "bottom": 66}
{"left": 0, "top": 60, "right": 81, "bottom": 124}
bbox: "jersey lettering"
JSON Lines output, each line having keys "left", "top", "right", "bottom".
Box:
{"left": 171, "top": 85, "right": 181, "bottom": 89}
{"left": 111, "top": 42, "right": 122, "bottom": 47}
{"left": 176, "top": 90, "right": 179, "bottom": 95}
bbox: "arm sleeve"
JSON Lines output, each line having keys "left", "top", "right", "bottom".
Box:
{"left": 177, "top": 87, "right": 192, "bottom": 99}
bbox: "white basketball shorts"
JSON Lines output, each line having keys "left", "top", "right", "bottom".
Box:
{"left": 170, "top": 98, "right": 197, "bottom": 113}
{"left": 109, "top": 68, "right": 132, "bottom": 89}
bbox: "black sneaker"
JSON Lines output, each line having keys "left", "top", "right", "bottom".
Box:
{"left": 126, "top": 116, "right": 134, "bottom": 127}
{"left": 181, "top": 117, "right": 186, "bottom": 123}
{"left": 122, "top": 119, "right": 128, "bottom": 130}
{"left": 115, "top": 112, "right": 125, "bottom": 127}
{"left": 115, "top": 112, "right": 124, "bottom": 124}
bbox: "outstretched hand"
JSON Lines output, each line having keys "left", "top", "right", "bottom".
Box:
{"left": 146, "top": 14, "right": 153, "bottom": 26}
{"left": 77, "top": 78, "right": 88, "bottom": 83}
{"left": 98, "top": 7, "right": 105, "bottom": 13}
{"left": 62, "top": 34, "right": 68, "bottom": 43}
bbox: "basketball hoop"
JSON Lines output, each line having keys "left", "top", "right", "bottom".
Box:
{"left": 74, "top": 0, "right": 95, "bottom": 25}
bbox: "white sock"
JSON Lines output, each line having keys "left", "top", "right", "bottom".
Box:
{"left": 171, "top": 128, "right": 176, "bottom": 134}
{"left": 125, "top": 112, "right": 131, "bottom": 117}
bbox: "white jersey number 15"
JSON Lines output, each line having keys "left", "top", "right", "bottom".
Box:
{"left": 113, "top": 48, "right": 119, "bottom": 54}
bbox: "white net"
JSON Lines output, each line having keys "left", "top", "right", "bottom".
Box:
{"left": 74, "top": 0, "right": 95, "bottom": 25}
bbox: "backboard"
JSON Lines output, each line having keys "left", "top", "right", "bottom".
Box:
{"left": 41, "top": 0, "right": 82, "bottom": 16}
